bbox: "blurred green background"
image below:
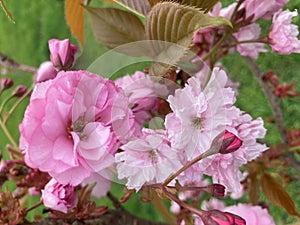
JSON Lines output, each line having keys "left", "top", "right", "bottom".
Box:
{"left": 0, "top": 0, "right": 300, "bottom": 224}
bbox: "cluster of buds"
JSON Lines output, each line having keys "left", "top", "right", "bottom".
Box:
{"left": 0, "top": 78, "right": 27, "bottom": 98}
{"left": 35, "top": 39, "right": 78, "bottom": 83}
{"left": 263, "top": 71, "right": 299, "bottom": 98}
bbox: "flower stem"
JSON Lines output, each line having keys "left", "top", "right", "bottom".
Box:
{"left": 163, "top": 151, "right": 207, "bottom": 186}
{"left": 0, "top": 118, "right": 18, "bottom": 148}
{"left": 25, "top": 200, "right": 43, "bottom": 214}
{"left": 4, "top": 85, "right": 34, "bottom": 124}
{"left": 162, "top": 186, "right": 203, "bottom": 217}
{"left": 202, "top": 33, "right": 230, "bottom": 62}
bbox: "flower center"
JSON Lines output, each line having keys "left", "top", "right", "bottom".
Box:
{"left": 149, "top": 149, "right": 159, "bottom": 164}
{"left": 67, "top": 117, "right": 88, "bottom": 140}
{"left": 192, "top": 117, "right": 205, "bottom": 130}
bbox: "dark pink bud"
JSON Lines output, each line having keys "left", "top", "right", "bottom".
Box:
{"left": 35, "top": 61, "right": 58, "bottom": 83}
{"left": 211, "top": 130, "right": 243, "bottom": 155}
{"left": 202, "top": 210, "right": 246, "bottom": 225}
{"left": 1, "top": 78, "right": 14, "bottom": 90}
{"left": 206, "top": 184, "right": 225, "bottom": 198}
{"left": 48, "top": 39, "right": 78, "bottom": 71}
{"left": 12, "top": 85, "right": 27, "bottom": 97}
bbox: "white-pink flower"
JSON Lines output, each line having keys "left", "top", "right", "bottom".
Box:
{"left": 165, "top": 68, "right": 237, "bottom": 161}
{"left": 233, "top": 23, "right": 267, "bottom": 59}
{"left": 42, "top": 178, "right": 78, "bottom": 213}
{"left": 243, "top": 0, "right": 288, "bottom": 21}
{"left": 269, "top": 9, "right": 300, "bottom": 54}
{"left": 226, "top": 204, "right": 275, "bottom": 225}
{"left": 20, "top": 70, "right": 134, "bottom": 186}
{"left": 115, "top": 71, "right": 169, "bottom": 134}
{"left": 115, "top": 129, "right": 182, "bottom": 191}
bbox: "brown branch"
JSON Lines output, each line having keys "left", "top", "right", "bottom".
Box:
{"left": 243, "top": 56, "right": 300, "bottom": 171}
{"left": 22, "top": 209, "right": 170, "bottom": 225}
{"left": 0, "top": 52, "right": 37, "bottom": 73}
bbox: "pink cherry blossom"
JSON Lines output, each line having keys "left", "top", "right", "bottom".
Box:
{"left": 233, "top": 23, "right": 267, "bottom": 59}
{"left": 165, "top": 68, "right": 237, "bottom": 161}
{"left": 115, "top": 129, "right": 182, "bottom": 191}
{"left": 35, "top": 61, "right": 58, "bottom": 83}
{"left": 41, "top": 178, "right": 78, "bottom": 213}
{"left": 226, "top": 204, "right": 275, "bottom": 225}
{"left": 48, "top": 39, "right": 78, "bottom": 71}
{"left": 19, "top": 70, "right": 134, "bottom": 185}
{"left": 115, "top": 71, "right": 169, "bottom": 134}
{"left": 269, "top": 9, "right": 300, "bottom": 54}
{"left": 243, "top": 0, "right": 288, "bottom": 21}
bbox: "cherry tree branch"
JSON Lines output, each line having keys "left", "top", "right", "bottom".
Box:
{"left": 22, "top": 209, "right": 170, "bottom": 225}
{"left": 243, "top": 56, "right": 300, "bottom": 171}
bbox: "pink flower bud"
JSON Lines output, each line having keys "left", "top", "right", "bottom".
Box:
{"left": 12, "top": 85, "right": 27, "bottom": 98}
{"left": 202, "top": 210, "right": 246, "bottom": 225}
{"left": 35, "top": 61, "right": 58, "bottom": 83}
{"left": 1, "top": 78, "right": 14, "bottom": 91}
{"left": 41, "top": 178, "right": 78, "bottom": 213}
{"left": 206, "top": 184, "right": 225, "bottom": 198}
{"left": 211, "top": 130, "right": 243, "bottom": 155}
{"left": 48, "top": 39, "right": 78, "bottom": 71}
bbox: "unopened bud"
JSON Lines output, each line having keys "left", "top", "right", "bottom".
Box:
{"left": 35, "top": 61, "right": 58, "bottom": 83}
{"left": 12, "top": 85, "right": 27, "bottom": 97}
{"left": 206, "top": 184, "right": 225, "bottom": 198}
{"left": 1, "top": 78, "right": 14, "bottom": 91}
{"left": 202, "top": 210, "right": 246, "bottom": 225}
{"left": 48, "top": 39, "right": 78, "bottom": 71}
{"left": 210, "top": 130, "right": 243, "bottom": 155}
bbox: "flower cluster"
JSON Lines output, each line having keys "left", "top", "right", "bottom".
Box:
{"left": 18, "top": 38, "right": 269, "bottom": 218}
{"left": 193, "top": 0, "right": 300, "bottom": 62}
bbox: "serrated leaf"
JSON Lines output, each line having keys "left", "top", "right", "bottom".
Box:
{"left": 0, "top": 0, "right": 15, "bottom": 23}
{"left": 148, "top": 0, "right": 220, "bottom": 12}
{"left": 113, "top": 0, "right": 151, "bottom": 16}
{"left": 66, "top": 0, "right": 85, "bottom": 46}
{"left": 146, "top": 2, "right": 231, "bottom": 76}
{"left": 262, "top": 173, "right": 300, "bottom": 218}
{"left": 86, "top": 6, "right": 146, "bottom": 55}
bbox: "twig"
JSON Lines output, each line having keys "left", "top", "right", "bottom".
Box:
{"left": 22, "top": 209, "right": 170, "bottom": 225}
{"left": 0, "top": 52, "right": 37, "bottom": 73}
{"left": 243, "top": 56, "right": 300, "bottom": 171}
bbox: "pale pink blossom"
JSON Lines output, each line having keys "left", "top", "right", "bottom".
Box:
{"left": 115, "top": 71, "right": 169, "bottom": 134}
{"left": 35, "top": 61, "right": 58, "bottom": 83}
{"left": 42, "top": 178, "right": 78, "bottom": 213}
{"left": 269, "top": 9, "right": 300, "bottom": 54}
{"left": 48, "top": 39, "right": 78, "bottom": 70}
{"left": 243, "top": 0, "right": 288, "bottom": 21}
{"left": 233, "top": 23, "right": 267, "bottom": 59}
{"left": 115, "top": 129, "right": 182, "bottom": 191}
{"left": 226, "top": 204, "right": 275, "bottom": 225}
{"left": 165, "top": 68, "right": 237, "bottom": 161}
{"left": 20, "top": 70, "right": 134, "bottom": 185}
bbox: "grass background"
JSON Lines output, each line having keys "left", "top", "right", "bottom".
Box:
{"left": 0, "top": 0, "right": 300, "bottom": 224}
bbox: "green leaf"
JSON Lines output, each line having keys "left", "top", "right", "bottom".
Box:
{"left": 146, "top": 2, "right": 231, "bottom": 76}
{"left": 262, "top": 173, "right": 300, "bottom": 218}
{"left": 113, "top": 0, "right": 151, "bottom": 16}
{"left": 86, "top": 6, "right": 146, "bottom": 53}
